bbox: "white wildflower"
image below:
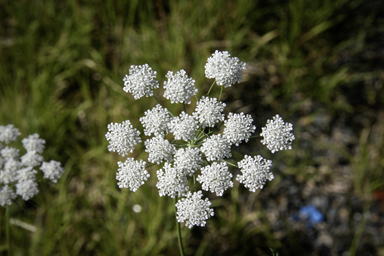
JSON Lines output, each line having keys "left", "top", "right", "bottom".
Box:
{"left": 156, "top": 162, "right": 189, "bottom": 198}
{"left": 204, "top": 50, "right": 246, "bottom": 88}
{"left": 0, "top": 147, "right": 19, "bottom": 160}
{"left": 223, "top": 112, "right": 256, "bottom": 146}
{"left": 200, "top": 134, "right": 232, "bottom": 161}
{"left": 0, "top": 124, "right": 21, "bottom": 144}
{"left": 40, "top": 160, "right": 65, "bottom": 183}
{"left": 168, "top": 112, "right": 198, "bottom": 141}
{"left": 260, "top": 114, "right": 295, "bottom": 153}
{"left": 197, "top": 162, "right": 233, "bottom": 196}
{"left": 163, "top": 69, "right": 198, "bottom": 104}
{"left": 236, "top": 155, "right": 273, "bottom": 192}
{"left": 144, "top": 136, "right": 176, "bottom": 164}
{"left": 173, "top": 147, "right": 202, "bottom": 177}
{"left": 1, "top": 158, "right": 21, "bottom": 184}
{"left": 22, "top": 133, "right": 45, "bottom": 153}
{"left": 123, "top": 64, "right": 159, "bottom": 99}
{"left": 175, "top": 191, "right": 214, "bottom": 228}
{"left": 16, "top": 167, "right": 37, "bottom": 182}
{"left": 192, "top": 96, "right": 226, "bottom": 128}
{"left": 139, "top": 104, "right": 171, "bottom": 137}
{"left": 21, "top": 151, "right": 44, "bottom": 167}
{"left": 16, "top": 180, "right": 39, "bottom": 201}
{"left": 105, "top": 120, "right": 142, "bottom": 156}
{"left": 116, "top": 158, "right": 149, "bottom": 192}
{"left": 0, "top": 185, "right": 17, "bottom": 206}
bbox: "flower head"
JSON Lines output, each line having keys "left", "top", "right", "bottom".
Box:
{"left": 123, "top": 64, "right": 159, "bottom": 99}
{"left": 197, "top": 162, "right": 233, "bottom": 196}
{"left": 236, "top": 155, "right": 273, "bottom": 192}
{"left": 173, "top": 147, "right": 202, "bottom": 177}
{"left": 139, "top": 104, "right": 171, "bottom": 137}
{"left": 0, "top": 185, "right": 17, "bottom": 206}
{"left": 163, "top": 69, "right": 198, "bottom": 104}
{"left": 200, "top": 134, "right": 232, "bottom": 161}
{"left": 156, "top": 162, "right": 189, "bottom": 198}
{"left": 20, "top": 151, "right": 43, "bottom": 167}
{"left": 22, "top": 134, "right": 45, "bottom": 153}
{"left": 1, "top": 147, "right": 19, "bottom": 160}
{"left": 16, "top": 180, "right": 39, "bottom": 200}
{"left": 223, "top": 112, "right": 256, "bottom": 146}
{"left": 144, "top": 135, "right": 176, "bottom": 164}
{"left": 16, "top": 167, "right": 37, "bottom": 182}
{"left": 40, "top": 160, "right": 65, "bottom": 183}
{"left": 116, "top": 158, "right": 149, "bottom": 192}
{"left": 175, "top": 191, "right": 214, "bottom": 228}
{"left": 260, "top": 114, "right": 295, "bottom": 153}
{"left": 205, "top": 50, "right": 246, "bottom": 88}
{"left": 0, "top": 124, "right": 21, "bottom": 144}
{"left": 105, "top": 120, "right": 142, "bottom": 157}
{"left": 168, "top": 112, "right": 198, "bottom": 141}
{"left": 192, "top": 96, "right": 226, "bottom": 128}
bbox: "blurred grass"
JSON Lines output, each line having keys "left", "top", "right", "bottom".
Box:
{"left": 1, "top": 0, "right": 384, "bottom": 255}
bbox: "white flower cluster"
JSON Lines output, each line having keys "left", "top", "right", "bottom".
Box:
{"left": 123, "top": 64, "right": 159, "bottom": 99}
{"left": 116, "top": 158, "right": 149, "bottom": 192}
{"left": 168, "top": 112, "right": 198, "bottom": 141}
{"left": 163, "top": 70, "right": 198, "bottom": 104}
{"left": 175, "top": 191, "right": 214, "bottom": 228}
{"left": 139, "top": 104, "right": 171, "bottom": 137}
{"left": 224, "top": 112, "right": 256, "bottom": 146}
{"left": 260, "top": 114, "right": 295, "bottom": 153}
{"left": 192, "top": 96, "right": 226, "bottom": 128}
{"left": 106, "top": 51, "right": 295, "bottom": 228}
{"left": 145, "top": 135, "right": 176, "bottom": 164}
{"left": 0, "top": 125, "right": 64, "bottom": 206}
{"left": 197, "top": 162, "right": 233, "bottom": 196}
{"left": 105, "top": 120, "right": 141, "bottom": 157}
{"left": 237, "top": 155, "right": 273, "bottom": 192}
{"left": 205, "top": 50, "right": 246, "bottom": 88}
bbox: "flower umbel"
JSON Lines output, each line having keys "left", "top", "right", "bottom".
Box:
{"left": 116, "top": 158, "right": 149, "bottom": 192}
{"left": 192, "top": 96, "right": 226, "bottom": 128}
{"left": 123, "top": 64, "right": 159, "bottom": 99}
{"left": 105, "top": 51, "right": 294, "bottom": 241}
{"left": 0, "top": 125, "right": 65, "bottom": 206}
{"left": 197, "top": 162, "right": 233, "bottom": 196}
{"left": 237, "top": 155, "right": 273, "bottom": 192}
{"left": 205, "top": 50, "right": 246, "bottom": 88}
{"left": 163, "top": 69, "right": 198, "bottom": 104}
{"left": 223, "top": 112, "right": 256, "bottom": 146}
{"left": 260, "top": 114, "right": 295, "bottom": 153}
{"left": 175, "top": 191, "right": 214, "bottom": 228}
{"left": 105, "top": 120, "right": 141, "bottom": 157}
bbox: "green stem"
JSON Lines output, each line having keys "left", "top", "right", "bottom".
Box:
{"left": 193, "top": 174, "right": 196, "bottom": 192}
{"left": 207, "top": 80, "right": 216, "bottom": 96}
{"left": 218, "top": 85, "right": 223, "bottom": 102}
{"left": 224, "top": 160, "right": 238, "bottom": 168}
{"left": 153, "top": 95, "right": 174, "bottom": 117}
{"left": 174, "top": 197, "right": 185, "bottom": 256}
{"left": 6, "top": 205, "right": 12, "bottom": 256}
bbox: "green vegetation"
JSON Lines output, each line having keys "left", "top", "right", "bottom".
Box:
{"left": 1, "top": 0, "right": 383, "bottom": 255}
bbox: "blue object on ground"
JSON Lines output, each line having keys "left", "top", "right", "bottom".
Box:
{"left": 299, "top": 204, "right": 324, "bottom": 227}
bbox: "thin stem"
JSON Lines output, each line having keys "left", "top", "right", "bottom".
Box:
{"left": 218, "top": 85, "right": 223, "bottom": 102}
{"left": 224, "top": 160, "right": 238, "bottom": 168}
{"left": 250, "top": 135, "right": 260, "bottom": 139}
{"left": 6, "top": 205, "right": 12, "bottom": 256}
{"left": 207, "top": 80, "right": 216, "bottom": 96}
{"left": 174, "top": 197, "right": 185, "bottom": 256}
{"left": 153, "top": 95, "right": 174, "bottom": 117}
{"left": 193, "top": 174, "right": 196, "bottom": 192}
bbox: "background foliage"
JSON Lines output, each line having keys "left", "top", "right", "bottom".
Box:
{"left": 1, "top": 0, "right": 383, "bottom": 255}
